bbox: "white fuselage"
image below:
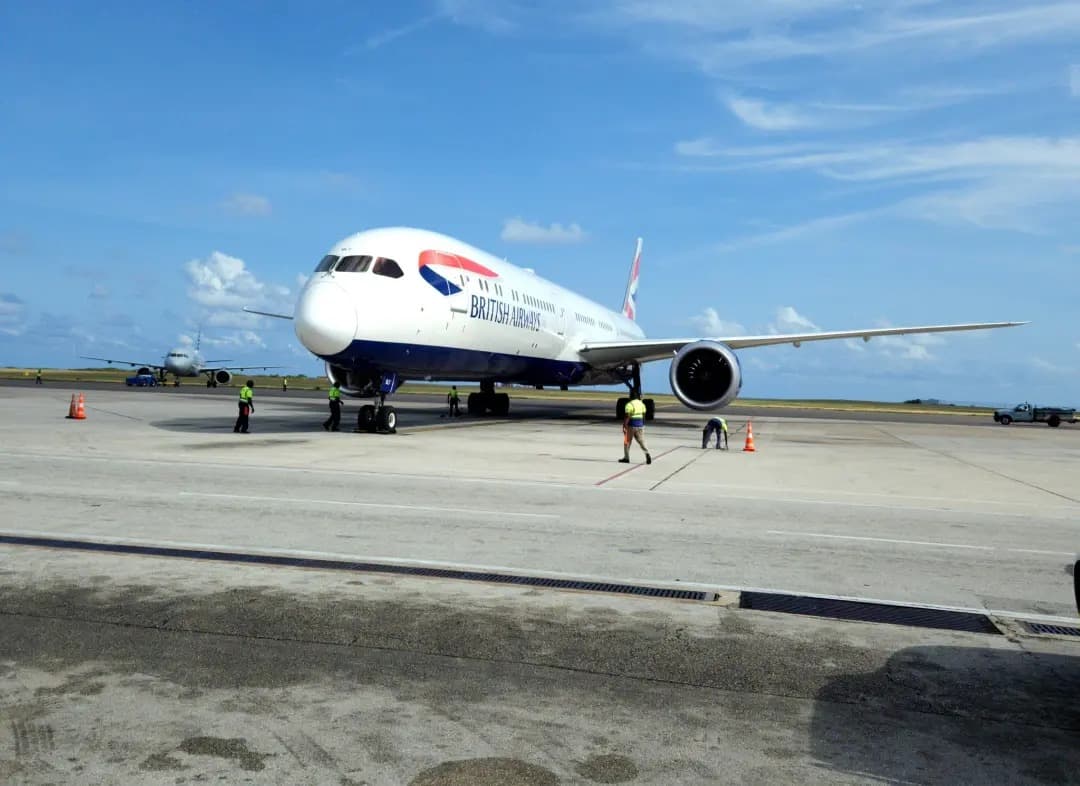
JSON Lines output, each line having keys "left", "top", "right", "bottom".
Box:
{"left": 163, "top": 348, "right": 204, "bottom": 377}
{"left": 293, "top": 227, "right": 643, "bottom": 391}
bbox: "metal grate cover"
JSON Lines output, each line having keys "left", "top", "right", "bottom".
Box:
{"left": 1023, "top": 622, "right": 1080, "bottom": 637}
{"left": 0, "top": 533, "right": 713, "bottom": 602}
{"left": 740, "top": 591, "right": 1001, "bottom": 635}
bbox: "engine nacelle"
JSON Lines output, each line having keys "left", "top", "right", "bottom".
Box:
{"left": 669, "top": 340, "right": 742, "bottom": 411}
{"left": 326, "top": 363, "right": 376, "bottom": 397}
{"left": 214, "top": 369, "right": 232, "bottom": 385}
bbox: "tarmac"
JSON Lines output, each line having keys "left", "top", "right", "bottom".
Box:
{"left": 1, "top": 381, "right": 1078, "bottom": 784}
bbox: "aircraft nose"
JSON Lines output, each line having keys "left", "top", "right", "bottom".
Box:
{"left": 294, "top": 281, "right": 357, "bottom": 356}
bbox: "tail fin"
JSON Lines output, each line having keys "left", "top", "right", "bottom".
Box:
{"left": 621, "top": 238, "right": 642, "bottom": 321}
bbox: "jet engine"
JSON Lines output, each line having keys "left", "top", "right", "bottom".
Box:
{"left": 214, "top": 369, "right": 232, "bottom": 385}
{"left": 326, "top": 363, "right": 378, "bottom": 397}
{"left": 668, "top": 340, "right": 742, "bottom": 411}
{"left": 136, "top": 367, "right": 152, "bottom": 376}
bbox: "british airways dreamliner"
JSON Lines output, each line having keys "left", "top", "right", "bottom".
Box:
{"left": 250, "top": 227, "right": 1022, "bottom": 432}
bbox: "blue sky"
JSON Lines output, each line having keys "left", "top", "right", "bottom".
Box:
{"left": 1, "top": 1, "right": 1077, "bottom": 404}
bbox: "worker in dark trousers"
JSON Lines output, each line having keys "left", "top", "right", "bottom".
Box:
{"left": 702, "top": 416, "right": 729, "bottom": 450}
{"left": 234, "top": 379, "right": 254, "bottom": 433}
{"left": 35, "top": 369, "right": 42, "bottom": 385}
{"left": 447, "top": 385, "right": 460, "bottom": 417}
{"left": 323, "top": 381, "right": 342, "bottom": 431}
{"left": 619, "top": 389, "right": 651, "bottom": 464}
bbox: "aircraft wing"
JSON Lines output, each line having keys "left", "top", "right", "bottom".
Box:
{"left": 79, "top": 355, "right": 166, "bottom": 371}
{"left": 204, "top": 364, "right": 285, "bottom": 373}
{"left": 578, "top": 321, "right": 1026, "bottom": 367}
{"left": 243, "top": 307, "right": 293, "bottom": 320}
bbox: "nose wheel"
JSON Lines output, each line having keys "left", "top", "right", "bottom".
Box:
{"left": 355, "top": 395, "right": 397, "bottom": 434}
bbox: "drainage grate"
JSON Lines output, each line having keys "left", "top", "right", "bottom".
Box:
{"left": 1023, "top": 622, "right": 1080, "bottom": 637}
{"left": 0, "top": 534, "right": 714, "bottom": 602}
{"left": 740, "top": 591, "right": 1001, "bottom": 635}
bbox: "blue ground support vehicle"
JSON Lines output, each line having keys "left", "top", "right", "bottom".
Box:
{"left": 125, "top": 373, "right": 158, "bottom": 387}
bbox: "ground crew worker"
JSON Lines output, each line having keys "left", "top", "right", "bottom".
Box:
{"left": 35, "top": 369, "right": 42, "bottom": 385}
{"left": 282, "top": 378, "right": 288, "bottom": 393}
{"left": 323, "top": 381, "right": 342, "bottom": 431}
{"left": 447, "top": 385, "right": 460, "bottom": 417}
{"left": 702, "top": 416, "right": 729, "bottom": 450}
{"left": 619, "top": 390, "right": 651, "bottom": 465}
{"left": 234, "top": 379, "right": 254, "bottom": 433}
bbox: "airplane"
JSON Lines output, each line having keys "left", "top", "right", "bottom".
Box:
{"left": 246, "top": 226, "right": 1024, "bottom": 433}
{"left": 81, "top": 332, "right": 281, "bottom": 387}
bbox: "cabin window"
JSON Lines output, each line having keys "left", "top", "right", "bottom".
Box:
{"left": 372, "top": 257, "right": 404, "bottom": 279}
{"left": 315, "top": 255, "right": 339, "bottom": 272}
{"left": 336, "top": 255, "right": 373, "bottom": 273}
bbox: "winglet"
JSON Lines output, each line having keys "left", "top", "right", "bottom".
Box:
{"left": 621, "top": 237, "right": 642, "bottom": 322}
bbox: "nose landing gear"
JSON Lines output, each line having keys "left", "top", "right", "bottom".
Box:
{"left": 356, "top": 393, "right": 397, "bottom": 434}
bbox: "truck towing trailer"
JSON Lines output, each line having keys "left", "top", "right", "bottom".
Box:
{"left": 993, "top": 402, "right": 1077, "bottom": 427}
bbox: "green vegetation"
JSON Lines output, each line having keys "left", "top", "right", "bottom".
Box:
{"left": 1, "top": 366, "right": 995, "bottom": 416}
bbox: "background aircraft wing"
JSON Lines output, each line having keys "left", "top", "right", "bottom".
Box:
{"left": 204, "top": 364, "right": 285, "bottom": 372}
{"left": 79, "top": 354, "right": 166, "bottom": 371}
{"left": 578, "top": 321, "right": 1026, "bottom": 367}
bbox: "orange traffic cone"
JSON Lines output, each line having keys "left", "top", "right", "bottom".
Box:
{"left": 743, "top": 420, "right": 756, "bottom": 452}
{"left": 73, "top": 393, "right": 87, "bottom": 420}
{"left": 66, "top": 393, "right": 77, "bottom": 419}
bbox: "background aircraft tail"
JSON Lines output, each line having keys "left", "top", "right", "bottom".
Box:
{"left": 621, "top": 237, "right": 642, "bottom": 321}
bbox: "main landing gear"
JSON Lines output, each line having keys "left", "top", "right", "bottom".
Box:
{"left": 614, "top": 363, "right": 655, "bottom": 421}
{"left": 356, "top": 393, "right": 397, "bottom": 434}
{"left": 467, "top": 380, "right": 510, "bottom": 417}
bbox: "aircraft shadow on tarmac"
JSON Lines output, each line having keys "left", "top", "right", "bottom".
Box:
{"left": 809, "top": 645, "right": 1080, "bottom": 782}
{"left": 149, "top": 407, "right": 711, "bottom": 435}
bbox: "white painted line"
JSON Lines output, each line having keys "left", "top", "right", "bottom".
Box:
{"left": 179, "top": 491, "right": 558, "bottom": 520}
{"left": 768, "top": 530, "right": 994, "bottom": 551}
{"left": 1007, "top": 548, "right": 1076, "bottom": 557}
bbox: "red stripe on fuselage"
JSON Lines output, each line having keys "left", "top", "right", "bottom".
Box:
{"left": 418, "top": 249, "right": 498, "bottom": 278}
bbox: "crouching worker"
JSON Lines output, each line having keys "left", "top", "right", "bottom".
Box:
{"left": 702, "top": 416, "right": 728, "bottom": 450}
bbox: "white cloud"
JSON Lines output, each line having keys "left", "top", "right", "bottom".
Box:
{"left": 221, "top": 193, "right": 272, "bottom": 217}
{"left": 770, "top": 306, "right": 820, "bottom": 334}
{"left": 436, "top": 0, "right": 519, "bottom": 34}
{"left": 725, "top": 95, "right": 817, "bottom": 131}
{"left": 1071, "top": 64, "right": 1080, "bottom": 97}
{"left": 0, "top": 231, "right": 32, "bottom": 256}
{"left": 714, "top": 210, "right": 876, "bottom": 253}
{"left": 690, "top": 307, "right": 745, "bottom": 336}
{"left": 1030, "top": 357, "right": 1074, "bottom": 375}
{"left": 183, "top": 251, "right": 295, "bottom": 347}
{"left": 89, "top": 284, "right": 109, "bottom": 300}
{"left": 362, "top": 13, "right": 441, "bottom": 50}
{"left": 0, "top": 293, "right": 27, "bottom": 336}
{"left": 501, "top": 217, "right": 588, "bottom": 244}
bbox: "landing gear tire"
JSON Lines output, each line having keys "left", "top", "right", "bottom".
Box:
{"left": 615, "top": 397, "right": 629, "bottom": 420}
{"left": 357, "top": 404, "right": 377, "bottom": 432}
{"left": 644, "top": 398, "right": 655, "bottom": 421}
{"left": 493, "top": 393, "right": 510, "bottom": 417}
{"left": 376, "top": 405, "right": 397, "bottom": 433}
{"left": 467, "top": 393, "right": 483, "bottom": 416}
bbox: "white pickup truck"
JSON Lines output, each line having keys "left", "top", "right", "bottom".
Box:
{"left": 993, "top": 402, "right": 1077, "bottom": 427}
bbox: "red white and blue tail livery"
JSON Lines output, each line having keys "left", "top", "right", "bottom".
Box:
{"left": 622, "top": 237, "right": 642, "bottom": 322}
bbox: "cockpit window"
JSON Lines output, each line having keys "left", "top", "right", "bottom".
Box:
{"left": 336, "top": 255, "right": 373, "bottom": 273}
{"left": 372, "top": 257, "right": 403, "bottom": 279}
{"left": 315, "top": 254, "right": 338, "bottom": 272}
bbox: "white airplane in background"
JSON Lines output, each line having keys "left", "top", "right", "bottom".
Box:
{"left": 81, "top": 333, "right": 281, "bottom": 387}
{"left": 247, "top": 226, "right": 1024, "bottom": 432}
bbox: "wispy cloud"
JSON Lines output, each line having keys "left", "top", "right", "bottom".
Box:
{"left": 362, "top": 13, "right": 442, "bottom": 50}
{"left": 0, "top": 293, "right": 27, "bottom": 336}
{"left": 690, "top": 307, "right": 745, "bottom": 336}
{"left": 501, "top": 217, "right": 588, "bottom": 244}
{"left": 436, "top": 0, "right": 519, "bottom": 34}
{"left": 769, "top": 306, "right": 820, "bottom": 335}
{"left": 714, "top": 210, "right": 877, "bottom": 253}
{"left": 220, "top": 193, "right": 272, "bottom": 217}
{"left": 0, "top": 231, "right": 32, "bottom": 257}
{"left": 725, "top": 95, "right": 817, "bottom": 131}
{"left": 1071, "top": 64, "right": 1080, "bottom": 97}
{"left": 88, "top": 284, "right": 109, "bottom": 300}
